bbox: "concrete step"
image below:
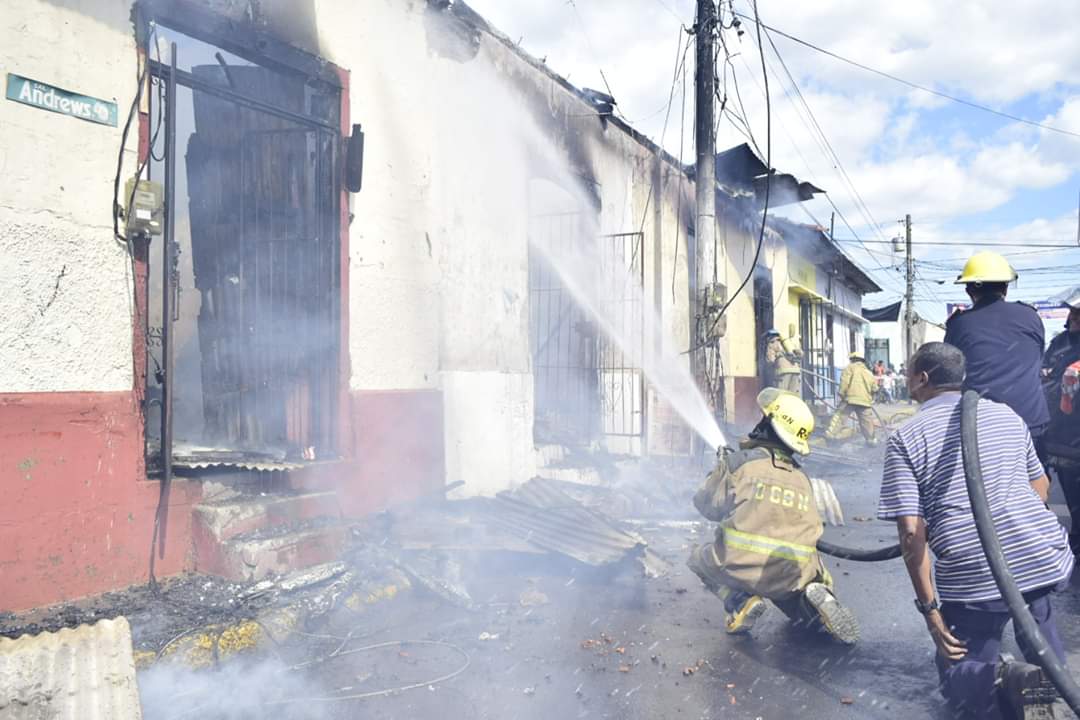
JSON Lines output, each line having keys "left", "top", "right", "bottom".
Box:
{"left": 193, "top": 518, "right": 350, "bottom": 582}
{"left": 193, "top": 490, "right": 341, "bottom": 543}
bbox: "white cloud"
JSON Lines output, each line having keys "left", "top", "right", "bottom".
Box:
{"left": 466, "top": 0, "right": 1080, "bottom": 291}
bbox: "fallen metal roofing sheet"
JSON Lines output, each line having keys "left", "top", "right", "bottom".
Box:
{"left": 489, "top": 478, "right": 664, "bottom": 572}
{"left": 0, "top": 617, "right": 142, "bottom": 720}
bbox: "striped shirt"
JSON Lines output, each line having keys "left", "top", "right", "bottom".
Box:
{"left": 877, "top": 392, "right": 1074, "bottom": 602}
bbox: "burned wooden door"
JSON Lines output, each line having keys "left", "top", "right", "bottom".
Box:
{"left": 184, "top": 65, "right": 339, "bottom": 459}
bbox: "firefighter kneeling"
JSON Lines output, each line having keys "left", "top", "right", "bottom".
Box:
{"left": 687, "top": 389, "right": 859, "bottom": 644}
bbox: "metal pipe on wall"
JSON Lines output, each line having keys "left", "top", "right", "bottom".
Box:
{"left": 156, "top": 42, "right": 178, "bottom": 562}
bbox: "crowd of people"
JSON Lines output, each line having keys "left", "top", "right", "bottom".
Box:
{"left": 698, "top": 251, "right": 1080, "bottom": 719}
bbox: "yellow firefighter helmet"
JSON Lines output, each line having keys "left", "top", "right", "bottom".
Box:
{"left": 955, "top": 251, "right": 1017, "bottom": 285}
{"left": 757, "top": 388, "right": 814, "bottom": 456}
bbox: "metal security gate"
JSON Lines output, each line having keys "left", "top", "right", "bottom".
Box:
{"left": 598, "top": 232, "right": 645, "bottom": 439}
{"left": 528, "top": 213, "right": 645, "bottom": 447}
{"left": 145, "top": 26, "right": 341, "bottom": 468}
{"left": 799, "top": 298, "right": 837, "bottom": 404}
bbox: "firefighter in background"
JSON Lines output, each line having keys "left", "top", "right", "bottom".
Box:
{"left": 1043, "top": 286, "right": 1080, "bottom": 555}
{"left": 687, "top": 389, "right": 859, "bottom": 644}
{"left": 944, "top": 252, "right": 1049, "bottom": 461}
{"left": 826, "top": 351, "right": 878, "bottom": 446}
{"left": 764, "top": 328, "right": 803, "bottom": 395}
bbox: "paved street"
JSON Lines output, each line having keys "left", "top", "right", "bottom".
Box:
{"left": 135, "top": 449, "right": 1079, "bottom": 720}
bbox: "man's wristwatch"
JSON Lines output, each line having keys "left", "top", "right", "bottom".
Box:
{"left": 914, "top": 598, "right": 941, "bottom": 615}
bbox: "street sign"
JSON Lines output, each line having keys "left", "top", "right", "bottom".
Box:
{"left": 5, "top": 73, "right": 117, "bottom": 127}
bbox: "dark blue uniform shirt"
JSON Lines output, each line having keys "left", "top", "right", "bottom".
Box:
{"left": 944, "top": 296, "right": 1050, "bottom": 434}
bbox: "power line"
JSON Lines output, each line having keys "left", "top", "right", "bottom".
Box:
{"left": 646, "top": 0, "right": 686, "bottom": 24}
{"left": 751, "top": 16, "right": 893, "bottom": 246}
{"left": 565, "top": 0, "right": 618, "bottom": 112}
{"left": 834, "top": 238, "right": 1080, "bottom": 248}
{"left": 732, "top": 12, "right": 1080, "bottom": 139}
{"left": 726, "top": 7, "right": 906, "bottom": 296}
{"left": 742, "top": 9, "right": 913, "bottom": 301}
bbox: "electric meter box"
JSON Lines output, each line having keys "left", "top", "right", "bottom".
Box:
{"left": 125, "top": 178, "right": 164, "bottom": 236}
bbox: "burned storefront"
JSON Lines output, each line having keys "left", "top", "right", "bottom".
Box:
{"left": 140, "top": 7, "right": 347, "bottom": 472}
{"left": 0, "top": 0, "right": 713, "bottom": 613}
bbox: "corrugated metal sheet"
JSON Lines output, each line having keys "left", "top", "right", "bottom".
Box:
{"left": 489, "top": 478, "right": 659, "bottom": 568}
{"left": 0, "top": 617, "right": 142, "bottom": 720}
{"left": 172, "top": 457, "right": 304, "bottom": 472}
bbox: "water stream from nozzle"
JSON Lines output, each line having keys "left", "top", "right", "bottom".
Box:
{"left": 529, "top": 231, "right": 727, "bottom": 451}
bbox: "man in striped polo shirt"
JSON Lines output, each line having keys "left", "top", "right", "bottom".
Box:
{"left": 878, "top": 342, "right": 1073, "bottom": 719}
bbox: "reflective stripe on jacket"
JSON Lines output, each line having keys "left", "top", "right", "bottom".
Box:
{"left": 693, "top": 443, "right": 824, "bottom": 597}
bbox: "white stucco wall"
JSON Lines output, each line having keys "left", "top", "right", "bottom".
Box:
{"left": 313, "top": 0, "right": 691, "bottom": 489}
{"left": 3, "top": 0, "right": 707, "bottom": 489}
{"left": 0, "top": 1, "right": 138, "bottom": 393}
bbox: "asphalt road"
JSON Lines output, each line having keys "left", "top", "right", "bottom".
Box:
{"left": 138, "top": 447, "right": 1080, "bottom": 720}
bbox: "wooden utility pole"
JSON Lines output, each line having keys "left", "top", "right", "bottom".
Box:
{"left": 903, "top": 213, "right": 914, "bottom": 363}
{"left": 694, "top": 0, "right": 716, "bottom": 305}
{"left": 689, "top": 0, "right": 718, "bottom": 435}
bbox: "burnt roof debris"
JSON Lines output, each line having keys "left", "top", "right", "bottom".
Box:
{"left": 581, "top": 87, "right": 617, "bottom": 120}
{"left": 769, "top": 216, "right": 882, "bottom": 294}
{"left": 713, "top": 143, "right": 824, "bottom": 208}
{"left": 714, "top": 143, "right": 769, "bottom": 188}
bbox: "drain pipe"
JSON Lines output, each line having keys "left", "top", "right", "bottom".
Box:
{"left": 960, "top": 389, "right": 1080, "bottom": 714}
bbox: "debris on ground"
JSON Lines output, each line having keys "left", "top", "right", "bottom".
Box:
{"left": 0, "top": 617, "right": 143, "bottom": 719}
{"left": 486, "top": 477, "right": 670, "bottom": 576}
{"left": 683, "top": 658, "right": 708, "bottom": 676}
{"left": 394, "top": 550, "right": 474, "bottom": 610}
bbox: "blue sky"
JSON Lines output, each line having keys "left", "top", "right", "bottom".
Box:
{"left": 468, "top": 0, "right": 1080, "bottom": 322}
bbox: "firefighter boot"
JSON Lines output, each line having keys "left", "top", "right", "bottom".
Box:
{"left": 724, "top": 593, "right": 767, "bottom": 635}
{"left": 803, "top": 582, "right": 860, "bottom": 645}
{"left": 996, "top": 655, "right": 1057, "bottom": 720}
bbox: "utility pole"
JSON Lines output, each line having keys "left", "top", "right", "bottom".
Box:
{"left": 693, "top": 0, "right": 717, "bottom": 428}
{"left": 903, "top": 213, "right": 914, "bottom": 364}
{"left": 694, "top": 0, "right": 716, "bottom": 307}
{"left": 695, "top": 0, "right": 712, "bottom": 272}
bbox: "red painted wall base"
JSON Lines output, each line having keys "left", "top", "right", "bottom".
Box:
{"left": 293, "top": 389, "right": 446, "bottom": 516}
{"left": 0, "top": 389, "right": 446, "bottom": 613}
{"left": 0, "top": 392, "right": 200, "bottom": 612}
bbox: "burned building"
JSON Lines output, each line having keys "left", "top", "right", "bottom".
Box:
{"left": 0, "top": 0, "right": 877, "bottom": 612}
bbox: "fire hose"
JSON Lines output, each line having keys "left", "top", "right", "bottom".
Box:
{"left": 960, "top": 389, "right": 1080, "bottom": 715}
{"left": 810, "top": 390, "right": 1080, "bottom": 714}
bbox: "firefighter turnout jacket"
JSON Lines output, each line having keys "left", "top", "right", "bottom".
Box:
{"left": 839, "top": 361, "right": 877, "bottom": 407}
{"left": 693, "top": 442, "right": 825, "bottom": 598}
{"left": 765, "top": 336, "right": 801, "bottom": 378}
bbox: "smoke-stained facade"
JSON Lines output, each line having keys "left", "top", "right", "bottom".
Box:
{"left": 0, "top": 0, "right": 879, "bottom": 611}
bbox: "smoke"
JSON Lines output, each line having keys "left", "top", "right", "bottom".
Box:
{"left": 138, "top": 657, "right": 323, "bottom": 720}
{"left": 415, "top": 4, "right": 726, "bottom": 451}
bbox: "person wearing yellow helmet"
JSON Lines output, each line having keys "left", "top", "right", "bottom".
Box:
{"left": 945, "top": 251, "right": 1050, "bottom": 464}
{"left": 686, "top": 389, "right": 859, "bottom": 644}
{"left": 825, "top": 350, "right": 879, "bottom": 446}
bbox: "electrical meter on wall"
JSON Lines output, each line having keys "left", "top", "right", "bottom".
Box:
{"left": 124, "top": 178, "right": 164, "bottom": 236}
